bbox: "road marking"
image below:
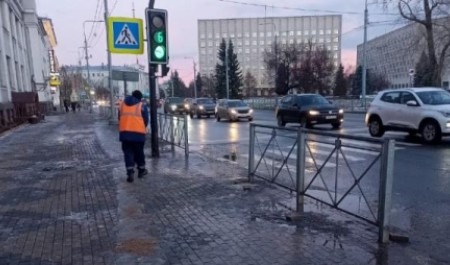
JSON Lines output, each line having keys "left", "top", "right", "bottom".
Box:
{"left": 242, "top": 153, "right": 335, "bottom": 168}
{"left": 264, "top": 149, "right": 365, "bottom": 162}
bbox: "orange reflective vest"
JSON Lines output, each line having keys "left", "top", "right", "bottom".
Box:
{"left": 119, "top": 102, "right": 146, "bottom": 134}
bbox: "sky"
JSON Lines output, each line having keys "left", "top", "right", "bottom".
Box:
{"left": 35, "top": 0, "right": 404, "bottom": 83}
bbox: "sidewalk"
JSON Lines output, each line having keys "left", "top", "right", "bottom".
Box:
{"left": 0, "top": 112, "right": 431, "bottom": 265}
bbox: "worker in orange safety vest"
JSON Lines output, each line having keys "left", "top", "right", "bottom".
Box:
{"left": 118, "top": 90, "right": 149, "bottom": 183}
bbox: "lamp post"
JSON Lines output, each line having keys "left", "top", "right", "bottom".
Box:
{"left": 83, "top": 20, "right": 104, "bottom": 113}
{"left": 184, "top": 57, "right": 198, "bottom": 98}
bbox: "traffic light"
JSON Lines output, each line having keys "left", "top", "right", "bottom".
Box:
{"left": 146, "top": 8, "right": 168, "bottom": 64}
{"left": 161, "top": 64, "right": 170, "bottom": 77}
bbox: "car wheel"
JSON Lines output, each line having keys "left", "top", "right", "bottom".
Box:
{"left": 332, "top": 123, "right": 341, "bottom": 129}
{"left": 277, "top": 115, "right": 286, "bottom": 127}
{"left": 248, "top": 117, "right": 253, "bottom": 122}
{"left": 368, "top": 117, "right": 385, "bottom": 137}
{"left": 197, "top": 113, "right": 201, "bottom": 119}
{"left": 216, "top": 114, "right": 221, "bottom": 122}
{"left": 420, "top": 120, "right": 441, "bottom": 144}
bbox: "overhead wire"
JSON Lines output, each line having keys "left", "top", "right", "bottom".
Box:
{"left": 87, "top": 0, "right": 102, "bottom": 44}
{"left": 90, "top": 0, "right": 119, "bottom": 48}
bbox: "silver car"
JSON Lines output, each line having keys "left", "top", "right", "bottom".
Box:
{"left": 216, "top": 99, "right": 254, "bottom": 122}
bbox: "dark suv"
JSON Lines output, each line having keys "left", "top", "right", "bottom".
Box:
{"left": 189, "top": 98, "right": 216, "bottom": 118}
{"left": 275, "top": 94, "right": 344, "bottom": 129}
{"left": 164, "top": 97, "right": 187, "bottom": 114}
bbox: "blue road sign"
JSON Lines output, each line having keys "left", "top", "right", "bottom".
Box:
{"left": 108, "top": 17, "right": 144, "bottom": 55}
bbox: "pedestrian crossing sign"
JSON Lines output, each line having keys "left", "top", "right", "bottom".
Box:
{"left": 108, "top": 17, "right": 144, "bottom": 55}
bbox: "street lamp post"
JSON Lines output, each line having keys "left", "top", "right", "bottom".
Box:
{"left": 83, "top": 20, "right": 104, "bottom": 113}
{"left": 184, "top": 57, "right": 198, "bottom": 98}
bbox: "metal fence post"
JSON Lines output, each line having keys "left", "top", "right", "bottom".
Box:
{"left": 170, "top": 115, "right": 175, "bottom": 151}
{"left": 296, "top": 129, "right": 306, "bottom": 213}
{"left": 378, "top": 138, "right": 395, "bottom": 243}
{"left": 248, "top": 123, "right": 256, "bottom": 182}
{"left": 184, "top": 114, "right": 189, "bottom": 157}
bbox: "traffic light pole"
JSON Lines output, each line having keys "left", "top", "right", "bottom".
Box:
{"left": 148, "top": 0, "right": 160, "bottom": 158}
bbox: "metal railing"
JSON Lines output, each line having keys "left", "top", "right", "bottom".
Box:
{"left": 243, "top": 97, "right": 375, "bottom": 112}
{"left": 157, "top": 113, "right": 189, "bottom": 157}
{"left": 248, "top": 123, "right": 395, "bottom": 243}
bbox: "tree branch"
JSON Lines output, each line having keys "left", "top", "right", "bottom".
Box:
{"left": 398, "top": 0, "right": 427, "bottom": 26}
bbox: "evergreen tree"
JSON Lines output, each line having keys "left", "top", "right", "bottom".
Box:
{"left": 195, "top": 73, "right": 203, "bottom": 97}
{"left": 214, "top": 39, "right": 243, "bottom": 99}
{"left": 243, "top": 71, "right": 258, "bottom": 97}
{"left": 414, "top": 51, "right": 434, "bottom": 87}
{"left": 167, "top": 71, "right": 187, "bottom": 97}
{"left": 227, "top": 40, "right": 243, "bottom": 98}
{"left": 334, "top": 64, "right": 347, "bottom": 96}
{"left": 351, "top": 65, "right": 363, "bottom": 96}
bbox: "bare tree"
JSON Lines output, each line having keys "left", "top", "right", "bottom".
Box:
{"left": 243, "top": 71, "right": 258, "bottom": 97}
{"left": 382, "top": 0, "right": 450, "bottom": 86}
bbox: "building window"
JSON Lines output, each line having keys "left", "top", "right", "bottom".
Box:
{"left": 282, "top": 39, "right": 287, "bottom": 44}
{"left": 326, "top": 29, "right": 332, "bottom": 35}
{"left": 267, "top": 32, "right": 272, "bottom": 37}
{"left": 207, "top": 33, "right": 213, "bottom": 38}
{"left": 208, "top": 49, "right": 213, "bottom": 55}
{"left": 237, "top": 33, "right": 242, "bottom": 38}
{"left": 334, "top": 29, "right": 339, "bottom": 34}
{"left": 304, "top": 30, "right": 309, "bottom": 35}
{"left": 259, "top": 32, "right": 264, "bottom": 37}
{"left": 282, "top": 32, "right": 287, "bottom": 36}
{"left": 333, "top": 37, "right": 339, "bottom": 42}
{"left": 200, "top": 41, "right": 206, "bottom": 47}
{"left": 222, "top": 33, "right": 227, "bottom": 38}
{"left": 326, "top": 38, "right": 331, "bottom": 43}
{"left": 208, "top": 41, "right": 213, "bottom": 47}
{"left": 245, "top": 32, "right": 250, "bottom": 37}
{"left": 252, "top": 32, "right": 257, "bottom": 37}
{"left": 311, "top": 30, "right": 316, "bottom": 35}
{"left": 237, "top": 41, "right": 242, "bottom": 46}
{"left": 297, "top": 30, "right": 302, "bottom": 36}
{"left": 289, "top": 31, "right": 294, "bottom": 36}
{"left": 215, "top": 33, "right": 220, "bottom": 38}
{"left": 319, "top": 38, "right": 324, "bottom": 43}
{"left": 333, "top": 54, "right": 338, "bottom": 59}
{"left": 201, "top": 49, "right": 206, "bottom": 55}
{"left": 245, "top": 40, "right": 250, "bottom": 46}
{"left": 238, "top": 48, "right": 242, "bottom": 53}
{"left": 252, "top": 40, "right": 257, "bottom": 46}
{"left": 289, "top": 39, "right": 294, "bottom": 44}
{"left": 333, "top": 45, "right": 339, "bottom": 51}
{"left": 252, "top": 48, "right": 257, "bottom": 53}
{"left": 245, "top": 48, "right": 250, "bottom": 53}
{"left": 200, "top": 33, "right": 205, "bottom": 39}
{"left": 216, "top": 41, "right": 220, "bottom": 47}
{"left": 260, "top": 40, "right": 265, "bottom": 45}
{"left": 230, "top": 33, "right": 235, "bottom": 38}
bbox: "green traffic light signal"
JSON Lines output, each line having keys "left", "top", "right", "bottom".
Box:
{"left": 154, "top": 46, "right": 165, "bottom": 59}
{"left": 154, "top": 31, "right": 164, "bottom": 44}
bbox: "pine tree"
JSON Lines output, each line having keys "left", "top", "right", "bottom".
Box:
{"left": 214, "top": 39, "right": 227, "bottom": 99}
{"left": 334, "top": 64, "right": 347, "bottom": 96}
{"left": 227, "top": 40, "right": 243, "bottom": 98}
{"left": 195, "top": 73, "right": 203, "bottom": 97}
{"left": 214, "top": 39, "right": 243, "bottom": 99}
{"left": 168, "top": 71, "right": 187, "bottom": 97}
{"left": 414, "top": 51, "right": 434, "bottom": 87}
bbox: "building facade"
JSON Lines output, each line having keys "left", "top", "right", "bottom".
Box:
{"left": 197, "top": 15, "right": 342, "bottom": 96}
{"left": 65, "top": 64, "right": 150, "bottom": 101}
{"left": 356, "top": 18, "right": 450, "bottom": 89}
{"left": 0, "top": 0, "right": 55, "bottom": 127}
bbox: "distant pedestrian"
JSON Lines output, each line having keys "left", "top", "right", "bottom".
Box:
{"left": 71, "top": 102, "right": 77, "bottom": 113}
{"left": 118, "top": 90, "right": 149, "bottom": 183}
{"left": 63, "top": 99, "right": 70, "bottom": 112}
{"left": 77, "top": 103, "right": 81, "bottom": 112}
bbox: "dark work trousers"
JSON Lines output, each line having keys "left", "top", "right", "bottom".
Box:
{"left": 121, "top": 141, "right": 145, "bottom": 172}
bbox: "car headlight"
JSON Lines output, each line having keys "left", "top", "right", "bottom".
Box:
{"left": 184, "top": 104, "right": 190, "bottom": 109}
{"left": 230, "top": 109, "right": 237, "bottom": 115}
{"left": 199, "top": 105, "right": 204, "bottom": 110}
{"left": 339, "top": 109, "right": 344, "bottom": 114}
{"left": 439, "top": 111, "right": 450, "bottom": 117}
{"left": 309, "top": 110, "right": 320, "bottom": 115}
{"left": 170, "top": 104, "right": 176, "bottom": 111}
{"left": 249, "top": 109, "right": 253, "bottom": 114}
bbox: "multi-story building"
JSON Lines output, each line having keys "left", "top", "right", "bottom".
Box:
{"left": 65, "top": 64, "right": 151, "bottom": 100}
{"left": 197, "top": 15, "right": 342, "bottom": 96}
{"left": 0, "top": 0, "right": 55, "bottom": 127}
{"left": 40, "top": 17, "right": 60, "bottom": 107}
{"left": 356, "top": 18, "right": 450, "bottom": 89}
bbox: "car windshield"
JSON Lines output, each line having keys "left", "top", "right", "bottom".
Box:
{"left": 197, "top": 99, "right": 214, "bottom": 104}
{"left": 416, "top": 90, "right": 450, "bottom": 105}
{"left": 227, "top": 101, "right": 247, "bottom": 107}
{"left": 298, "top": 95, "right": 330, "bottom": 106}
{"left": 168, "top": 97, "right": 183, "bottom": 103}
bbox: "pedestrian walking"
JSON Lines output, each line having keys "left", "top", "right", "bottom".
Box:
{"left": 118, "top": 90, "right": 149, "bottom": 183}
{"left": 63, "top": 99, "right": 70, "bottom": 112}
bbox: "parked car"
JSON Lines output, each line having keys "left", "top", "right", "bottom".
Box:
{"left": 275, "top": 94, "right": 344, "bottom": 129}
{"left": 216, "top": 99, "right": 254, "bottom": 122}
{"left": 365, "top": 87, "right": 450, "bottom": 144}
{"left": 189, "top": 98, "right": 216, "bottom": 118}
{"left": 164, "top": 97, "right": 187, "bottom": 114}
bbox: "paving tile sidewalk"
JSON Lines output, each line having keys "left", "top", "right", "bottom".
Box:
{"left": 0, "top": 112, "right": 437, "bottom": 265}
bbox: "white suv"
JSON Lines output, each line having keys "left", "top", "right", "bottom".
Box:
{"left": 365, "top": 87, "right": 450, "bottom": 143}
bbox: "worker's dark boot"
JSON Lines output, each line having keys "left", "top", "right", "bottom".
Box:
{"left": 126, "top": 169, "right": 135, "bottom": 183}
